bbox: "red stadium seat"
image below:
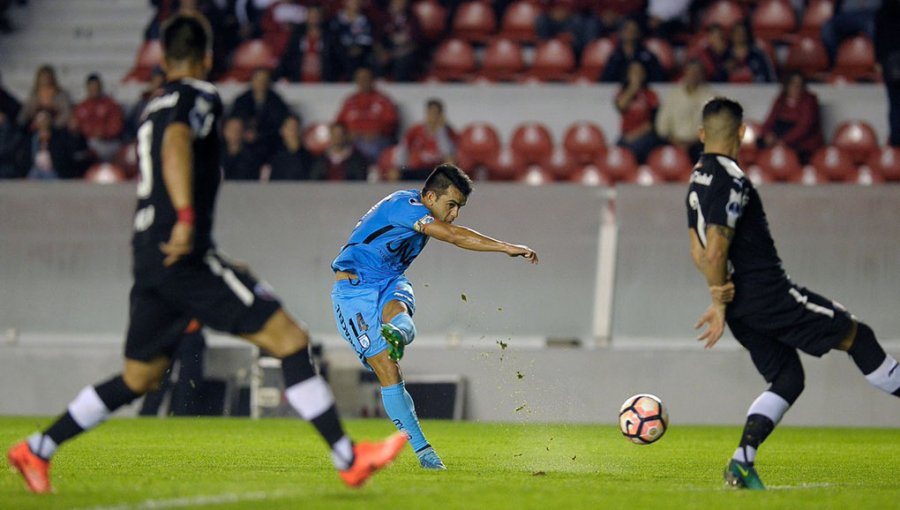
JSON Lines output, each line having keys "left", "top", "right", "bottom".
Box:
{"left": 124, "top": 40, "right": 162, "bottom": 82}
{"left": 578, "top": 38, "right": 615, "bottom": 81}
{"left": 569, "top": 164, "right": 610, "bottom": 186}
{"left": 429, "top": 38, "right": 477, "bottom": 81}
{"left": 452, "top": 1, "right": 497, "bottom": 43}
{"left": 755, "top": 145, "right": 803, "bottom": 182}
{"left": 529, "top": 39, "right": 575, "bottom": 82}
{"left": 413, "top": 0, "right": 448, "bottom": 41}
{"left": 751, "top": 0, "right": 796, "bottom": 42}
{"left": 303, "top": 122, "right": 331, "bottom": 155}
{"left": 831, "top": 120, "right": 879, "bottom": 164}
{"left": 810, "top": 146, "right": 857, "bottom": 182}
{"left": 799, "top": 0, "right": 834, "bottom": 38}
{"left": 563, "top": 121, "right": 606, "bottom": 166}
{"left": 431, "top": 38, "right": 475, "bottom": 81}
{"left": 376, "top": 145, "right": 399, "bottom": 180}
{"left": 645, "top": 38, "right": 675, "bottom": 76}
{"left": 84, "top": 163, "right": 128, "bottom": 184}
{"left": 480, "top": 38, "right": 525, "bottom": 82}
{"left": 486, "top": 146, "right": 518, "bottom": 180}
{"left": 866, "top": 146, "right": 900, "bottom": 181}
{"left": 510, "top": 122, "right": 554, "bottom": 166}
{"left": 832, "top": 35, "right": 876, "bottom": 82}
{"left": 783, "top": 36, "right": 829, "bottom": 78}
{"left": 646, "top": 145, "right": 693, "bottom": 182}
{"left": 499, "top": 0, "right": 539, "bottom": 43}
{"left": 597, "top": 146, "right": 639, "bottom": 184}
{"left": 222, "top": 39, "right": 277, "bottom": 82}
{"left": 519, "top": 165, "right": 555, "bottom": 185}
{"left": 457, "top": 122, "right": 502, "bottom": 169}
{"left": 739, "top": 120, "right": 762, "bottom": 165}
{"left": 701, "top": 0, "right": 745, "bottom": 31}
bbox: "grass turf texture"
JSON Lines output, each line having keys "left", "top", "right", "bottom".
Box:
{"left": 2, "top": 417, "right": 898, "bottom": 510}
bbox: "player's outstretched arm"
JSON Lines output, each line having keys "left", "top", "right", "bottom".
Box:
{"left": 418, "top": 220, "right": 538, "bottom": 264}
{"left": 689, "top": 225, "right": 734, "bottom": 348}
{"left": 159, "top": 122, "right": 195, "bottom": 267}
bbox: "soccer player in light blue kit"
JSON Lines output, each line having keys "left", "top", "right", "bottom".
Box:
{"left": 331, "top": 164, "right": 538, "bottom": 469}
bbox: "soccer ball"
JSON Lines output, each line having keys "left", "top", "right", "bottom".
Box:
{"left": 618, "top": 394, "right": 669, "bottom": 445}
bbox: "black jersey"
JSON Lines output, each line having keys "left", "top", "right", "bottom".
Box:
{"left": 131, "top": 78, "right": 223, "bottom": 278}
{"left": 686, "top": 153, "right": 791, "bottom": 316}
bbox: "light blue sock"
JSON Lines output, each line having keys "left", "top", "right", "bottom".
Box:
{"left": 381, "top": 381, "right": 429, "bottom": 452}
{"left": 390, "top": 313, "right": 416, "bottom": 345}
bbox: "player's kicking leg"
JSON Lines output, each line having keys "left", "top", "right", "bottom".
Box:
{"left": 8, "top": 357, "right": 170, "bottom": 493}
{"left": 369, "top": 299, "right": 445, "bottom": 470}
{"left": 838, "top": 321, "right": 900, "bottom": 398}
{"left": 243, "top": 309, "right": 406, "bottom": 486}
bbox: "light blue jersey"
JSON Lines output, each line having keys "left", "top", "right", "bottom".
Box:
{"left": 331, "top": 189, "right": 434, "bottom": 282}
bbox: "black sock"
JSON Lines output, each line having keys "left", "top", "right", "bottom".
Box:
{"left": 738, "top": 414, "right": 776, "bottom": 465}
{"left": 311, "top": 406, "right": 346, "bottom": 447}
{"left": 281, "top": 347, "right": 315, "bottom": 387}
{"left": 94, "top": 375, "right": 142, "bottom": 409}
{"left": 43, "top": 412, "right": 84, "bottom": 450}
{"left": 281, "top": 348, "right": 349, "bottom": 452}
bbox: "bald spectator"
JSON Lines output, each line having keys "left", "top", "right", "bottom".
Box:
{"left": 335, "top": 67, "right": 398, "bottom": 162}
{"left": 230, "top": 67, "right": 292, "bottom": 153}
{"left": 311, "top": 122, "right": 369, "bottom": 181}
{"left": 74, "top": 74, "right": 124, "bottom": 161}
{"left": 600, "top": 17, "right": 665, "bottom": 83}
{"left": 655, "top": 60, "right": 714, "bottom": 160}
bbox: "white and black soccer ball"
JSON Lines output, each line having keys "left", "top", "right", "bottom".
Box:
{"left": 618, "top": 394, "right": 669, "bottom": 445}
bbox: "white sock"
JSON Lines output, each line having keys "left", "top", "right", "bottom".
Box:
{"left": 27, "top": 433, "right": 58, "bottom": 459}
{"left": 68, "top": 385, "right": 111, "bottom": 430}
{"left": 284, "top": 375, "right": 334, "bottom": 421}
{"left": 331, "top": 436, "right": 353, "bottom": 470}
{"left": 732, "top": 445, "right": 757, "bottom": 464}
{"left": 747, "top": 391, "right": 790, "bottom": 425}
{"left": 865, "top": 355, "right": 900, "bottom": 394}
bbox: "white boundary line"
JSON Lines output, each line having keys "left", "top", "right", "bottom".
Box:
{"left": 71, "top": 489, "right": 305, "bottom": 510}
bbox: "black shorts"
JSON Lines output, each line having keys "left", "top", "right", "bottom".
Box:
{"left": 125, "top": 251, "right": 282, "bottom": 362}
{"left": 726, "top": 284, "right": 854, "bottom": 382}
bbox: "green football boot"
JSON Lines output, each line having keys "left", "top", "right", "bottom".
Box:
{"left": 724, "top": 459, "right": 765, "bottom": 490}
{"left": 382, "top": 323, "right": 406, "bottom": 361}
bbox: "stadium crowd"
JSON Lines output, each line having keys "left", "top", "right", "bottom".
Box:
{"left": 0, "top": 0, "right": 898, "bottom": 184}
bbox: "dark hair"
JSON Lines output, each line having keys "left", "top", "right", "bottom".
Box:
{"left": 782, "top": 70, "right": 805, "bottom": 91}
{"left": 426, "top": 98, "right": 443, "bottom": 113}
{"left": 162, "top": 13, "right": 212, "bottom": 64}
{"left": 620, "top": 59, "right": 648, "bottom": 88}
{"left": 423, "top": 163, "right": 473, "bottom": 198}
{"left": 702, "top": 96, "right": 743, "bottom": 124}
{"left": 86, "top": 73, "right": 101, "bottom": 84}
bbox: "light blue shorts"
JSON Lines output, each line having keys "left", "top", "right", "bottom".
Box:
{"left": 331, "top": 275, "right": 416, "bottom": 369}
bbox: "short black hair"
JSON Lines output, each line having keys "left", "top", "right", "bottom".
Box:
{"left": 423, "top": 163, "right": 473, "bottom": 198}
{"left": 702, "top": 96, "right": 743, "bottom": 124}
{"left": 162, "top": 13, "right": 212, "bottom": 64}
{"left": 426, "top": 98, "right": 443, "bottom": 112}
{"left": 86, "top": 73, "right": 101, "bottom": 84}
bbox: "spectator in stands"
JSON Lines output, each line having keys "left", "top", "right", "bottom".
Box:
{"left": 615, "top": 60, "right": 660, "bottom": 164}
{"left": 324, "top": 0, "right": 374, "bottom": 82}
{"left": 268, "top": 114, "right": 314, "bottom": 180}
{"left": 646, "top": 0, "right": 691, "bottom": 40}
{"left": 276, "top": 5, "right": 325, "bottom": 83}
{"left": 536, "top": 0, "right": 596, "bottom": 56}
{"left": 374, "top": 0, "right": 422, "bottom": 82}
{"left": 582, "top": 0, "right": 646, "bottom": 37}
{"left": 220, "top": 116, "right": 265, "bottom": 181}
{"left": 125, "top": 66, "right": 166, "bottom": 141}
{"left": 0, "top": 70, "right": 21, "bottom": 123}
{"left": 655, "top": 59, "right": 713, "bottom": 161}
{"left": 18, "top": 64, "right": 73, "bottom": 130}
{"left": 27, "top": 110, "right": 90, "bottom": 180}
{"left": 600, "top": 17, "right": 665, "bottom": 83}
{"left": 74, "top": 74, "right": 124, "bottom": 162}
{"left": 393, "top": 98, "right": 458, "bottom": 180}
{"left": 759, "top": 71, "right": 824, "bottom": 164}
{"left": 0, "top": 109, "right": 26, "bottom": 178}
{"left": 311, "top": 122, "right": 369, "bottom": 181}
{"left": 724, "top": 22, "right": 776, "bottom": 83}
{"left": 821, "top": 0, "right": 879, "bottom": 65}
{"left": 146, "top": 0, "right": 231, "bottom": 79}
{"left": 695, "top": 24, "right": 730, "bottom": 83}
{"left": 875, "top": 0, "right": 900, "bottom": 147}
{"left": 261, "top": 0, "right": 308, "bottom": 58}
{"left": 230, "top": 67, "right": 292, "bottom": 154}
{"left": 335, "top": 67, "right": 399, "bottom": 162}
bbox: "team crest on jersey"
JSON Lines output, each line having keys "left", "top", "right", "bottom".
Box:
{"left": 253, "top": 281, "right": 278, "bottom": 301}
{"left": 358, "top": 334, "right": 371, "bottom": 349}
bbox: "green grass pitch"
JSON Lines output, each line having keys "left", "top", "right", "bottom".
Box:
{"left": 2, "top": 416, "right": 898, "bottom": 510}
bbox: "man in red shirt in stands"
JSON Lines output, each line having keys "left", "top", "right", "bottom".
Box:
{"left": 392, "top": 98, "right": 457, "bottom": 180}
{"left": 74, "top": 73, "right": 124, "bottom": 161}
{"left": 336, "top": 67, "right": 398, "bottom": 163}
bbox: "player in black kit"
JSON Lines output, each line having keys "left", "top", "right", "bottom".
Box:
{"left": 687, "top": 97, "right": 900, "bottom": 490}
{"left": 8, "top": 13, "right": 404, "bottom": 494}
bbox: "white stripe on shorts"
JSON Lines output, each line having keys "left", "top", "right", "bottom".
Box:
{"left": 204, "top": 252, "right": 254, "bottom": 307}
{"left": 788, "top": 288, "right": 834, "bottom": 318}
